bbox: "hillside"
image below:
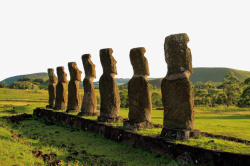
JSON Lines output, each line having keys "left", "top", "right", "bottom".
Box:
{"left": 1, "top": 68, "right": 250, "bottom": 87}
{"left": 0, "top": 72, "right": 48, "bottom": 84}
{"left": 190, "top": 67, "right": 250, "bottom": 83}
{"left": 120, "top": 68, "right": 250, "bottom": 89}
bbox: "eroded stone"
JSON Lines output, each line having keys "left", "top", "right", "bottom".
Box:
{"left": 164, "top": 33, "right": 193, "bottom": 79}
{"left": 127, "top": 47, "right": 152, "bottom": 127}
{"left": 161, "top": 33, "right": 197, "bottom": 140}
{"left": 78, "top": 54, "right": 98, "bottom": 116}
{"left": 98, "top": 48, "right": 122, "bottom": 122}
{"left": 67, "top": 62, "right": 82, "bottom": 113}
{"left": 55, "top": 66, "right": 67, "bottom": 110}
{"left": 47, "top": 68, "right": 57, "bottom": 109}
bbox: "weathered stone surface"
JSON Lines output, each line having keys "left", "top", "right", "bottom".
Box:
{"left": 67, "top": 62, "right": 82, "bottom": 113}
{"left": 98, "top": 48, "right": 122, "bottom": 122}
{"left": 47, "top": 68, "right": 57, "bottom": 108}
{"left": 78, "top": 54, "right": 98, "bottom": 116}
{"left": 130, "top": 47, "right": 149, "bottom": 76}
{"left": 54, "top": 66, "right": 67, "bottom": 110}
{"left": 161, "top": 33, "right": 195, "bottom": 139}
{"left": 128, "top": 47, "right": 152, "bottom": 124}
{"left": 162, "top": 78, "right": 194, "bottom": 130}
{"left": 164, "top": 33, "right": 193, "bottom": 79}
{"left": 100, "top": 48, "right": 117, "bottom": 75}
{"left": 123, "top": 120, "right": 153, "bottom": 131}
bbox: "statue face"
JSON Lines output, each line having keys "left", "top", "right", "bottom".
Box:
{"left": 68, "top": 62, "right": 82, "bottom": 81}
{"left": 100, "top": 48, "right": 117, "bottom": 75}
{"left": 130, "top": 47, "right": 149, "bottom": 76}
{"left": 110, "top": 54, "right": 117, "bottom": 75}
{"left": 57, "top": 67, "right": 67, "bottom": 83}
{"left": 82, "top": 54, "right": 96, "bottom": 78}
{"left": 164, "top": 33, "right": 193, "bottom": 75}
{"left": 48, "top": 68, "right": 57, "bottom": 83}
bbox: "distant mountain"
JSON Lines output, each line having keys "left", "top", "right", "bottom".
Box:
{"left": 0, "top": 72, "right": 48, "bottom": 84}
{"left": 120, "top": 68, "right": 250, "bottom": 89}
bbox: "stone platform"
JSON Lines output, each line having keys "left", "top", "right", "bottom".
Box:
{"left": 123, "top": 120, "right": 153, "bottom": 131}
{"left": 78, "top": 112, "right": 100, "bottom": 117}
{"left": 97, "top": 116, "right": 123, "bottom": 123}
{"left": 160, "top": 127, "right": 201, "bottom": 140}
{"left": 33, "top": 108, "right": 250, "bottom": 166}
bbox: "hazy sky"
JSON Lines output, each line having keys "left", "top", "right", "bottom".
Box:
{"left": 0, "top": 0, "right": 250, "bottom": 82}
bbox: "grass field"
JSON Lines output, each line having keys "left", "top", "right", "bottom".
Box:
{"left": 0, "top": 88, "right": 250, "bottom": 165}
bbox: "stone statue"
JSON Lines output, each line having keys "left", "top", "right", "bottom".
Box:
{"left": 124, "top": 47, "right": 153, "bottom": 130}
{"left": 66, "top": 62, "right": 82, "bottom": 113}
{"left": 160, "top": 33, "right": 200, "bottom": 140}
{"left": 98, "top": 48, "right": 122, "bottom": 122}
{"left": 78, "top": 54, "right": 98, "bottom": 116}
{"left": 54, "top": 66, "right": 67, "bottom": 110}
{"left": 46, "top": 68, "right": 57, "bottom": 109}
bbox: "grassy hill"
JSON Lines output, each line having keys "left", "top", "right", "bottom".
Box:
{"left": 2, "top": 68, "right": 250, "bottom": 87}
{"left": 0, "top": 73, "right": 48, "bottom": 84}
{"left": 190, "top": 67, "right": 250, "bottom": 83}
{"left": 120, "top": 68, "right": 250, "bottom": 89}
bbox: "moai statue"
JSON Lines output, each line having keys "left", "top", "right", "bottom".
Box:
{"left": 78, "top": 54, "right": 98, "bottom": 116}
{"left": 66, "top": 62, "right": 82, "bottom": 113}
{"left": 160, "top": 33, "right": 200, "bottom": 140}
{"left": 98, "top": 48, "right": 123, "bottom": 122}
{"left": 46, "top": 68, "right": 57, "bottom": 109}
{"left": 123, "top": 47, "right": 153, "bottom": 130}
{"left": 54, "top": 66, "right": 67, "bottom": 110}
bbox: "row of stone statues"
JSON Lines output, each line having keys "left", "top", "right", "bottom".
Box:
{"left": 46, "top": 33, "right": 199, "bottom": 140}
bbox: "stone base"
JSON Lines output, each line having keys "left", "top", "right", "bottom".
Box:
{"left": 53, "top": 106, "right": 67, "bottom": 111}
{"left": 66, "top": 109, "right": 80, "bottom": 113}
{"left": 78, "top": 112, "right": 100, "bottom": 117}
{"left": 46, "top": 105, "right": 54, "bottom": 109}
{"left": 161, "top": 127, "right": 201, "bottom": 140}
{"left": 97, "top": 116, "right": 123, "bottom": 123}
{"left": 123, "top": 120, "right": 153, "bottom": 130}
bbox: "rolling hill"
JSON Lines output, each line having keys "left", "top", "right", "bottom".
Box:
{"left": 0, "top": 72, "right": 48, "bottom": 84}
{"left": 190, "top": 67, "right": 250, "bottom": 83}
{"left": 1, "top": 68, "right": 250, "bottom": 88}
{"left": 121, "top": 68, "right": 250, "bottom": 89}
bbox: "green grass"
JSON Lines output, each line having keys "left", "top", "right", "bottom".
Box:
{"left": 0, "top": 88, "right": 249, "bottom": 165}
{"left": 78, "top": 108, "right": 250, "bottom": 154}
{"left": 0, "top": 108, "right": 174, "bottom": 165}
{"left": 0, "top": 88, "right": 48, "bottom": 104}
{"left": 0, "top": 123, "right": 44, "bottom": 165}
{"left": 195, "top": 106, "right": 250, "bottom": 140}
{"left": 77, "top": 107, "right": 250, "bottom": 141}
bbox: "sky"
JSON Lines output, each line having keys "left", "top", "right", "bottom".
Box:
{"left": 0, "top": 0, "right": 250, "bottom": 82}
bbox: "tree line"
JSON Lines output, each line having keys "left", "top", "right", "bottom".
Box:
{"left": 194, "top": 72, "right": 250, "bottom": 108}
{"left": 1, "top": 72, "right": 250, "bottom": 108}
{"left": 0, "top": 77, "right": 47, "bottom": 90}
{"left": 119, "top": 72, "right": 250, "bottom": 108}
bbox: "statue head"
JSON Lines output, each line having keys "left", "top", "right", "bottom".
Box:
{"left": 68, "top": 62, "right": 82, "bottom": 81}
{"left": 56, "top": 66, "right": 67, "bottom": 83}
{"left": 164, "top": 33, "right": 193, "bottom": 76}
{"left": 48, "top": 68, "right": 57, "bottom": 84}
{"left": 130, "top": 47, "right": 149, "bottom": 76}
{"left": 100, "top": 48, "right": 117, "bottom": 75}
{"left": 82, "top": 54, "right": 96, "bottom": 78}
